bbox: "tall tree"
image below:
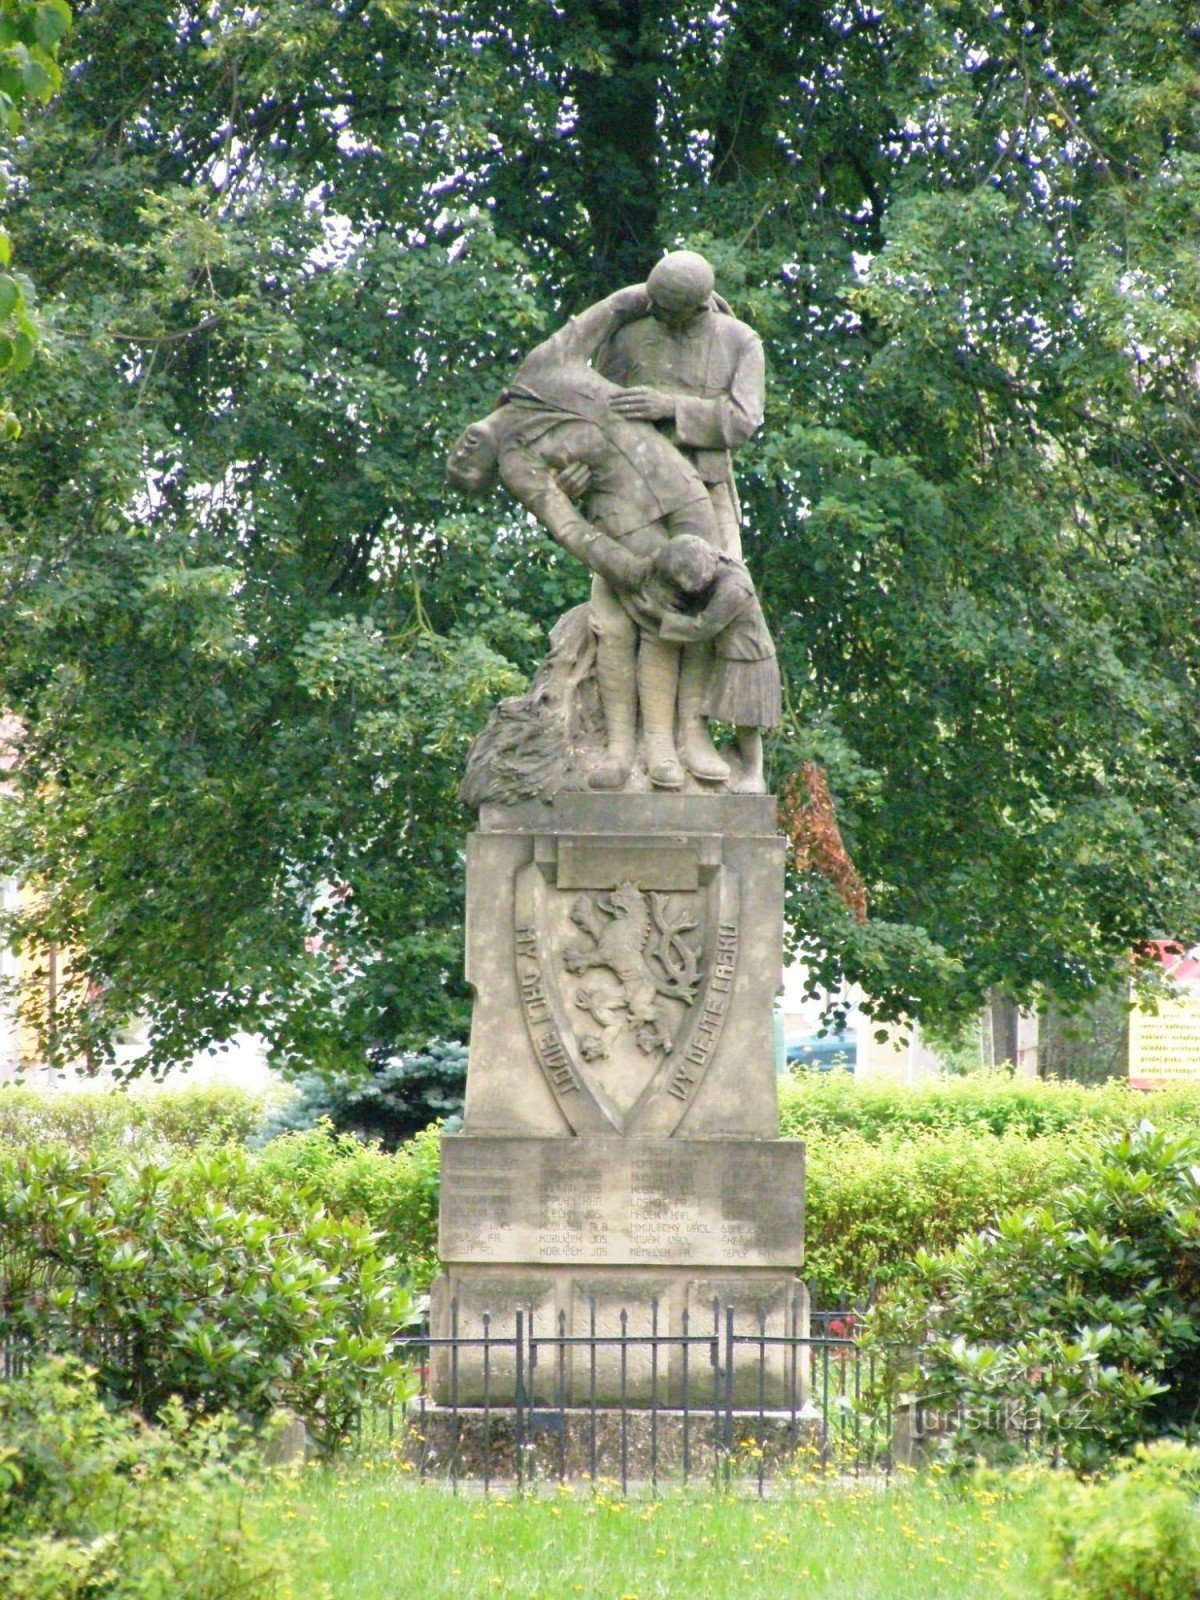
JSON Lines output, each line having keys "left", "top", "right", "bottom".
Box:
{"left": 0, "top": 0, "right": 72, "bottom": 434}
{"left": 2, "top": 0, "right": 1199, "bottom": 1073}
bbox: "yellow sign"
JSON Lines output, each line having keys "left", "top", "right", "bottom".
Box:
{"left": 1128, "top": 985, "right": 1200, "bottom": 1087}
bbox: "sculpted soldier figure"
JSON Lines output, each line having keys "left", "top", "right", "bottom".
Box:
{"left": 446, "top": 287, "right": 726, "bottom": 789}
{"left": 449, "top": 255, "right": 775, "bottom": 799}
{"left": 597, "top": 250, "right": 765, "bottom": 784}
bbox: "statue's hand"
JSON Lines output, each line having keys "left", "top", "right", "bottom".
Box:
{"left": 556, "top": 462, "right": 591, "bottom": 500}
{"left": 608, "top": 284, "right": 652, "bottom": 318}
{"left": 634, "top": 581, "right": 668, "bottom": 619}
{"left": 658, "top": 606, "right": 701, "bottom": 642}
{"left": 595, "top": 546, "right": 652, "bottom": 589}
{"left": 610, "top": 386, "right": 676, "bottom": 422}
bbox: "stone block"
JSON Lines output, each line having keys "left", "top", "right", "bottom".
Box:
{"left": 428, "top": 1270, "right": 557, "bottom": 1404}
{"left": 564, "top": 1276, "right": 676, "bottom": 1405}
{"left": 428, "top": 1264, "right": 806, "bottom": 1406}
{"left": 478, "top": 793, "right": 779, "bottom": 837}
{"left": 687, "top": 1276, "right": 810, "bottom": 1407}
{"left": 461, "top": 793, "right": 785, "bottom": 1139}
{"left": 438, "top": 1135, "right": 805, "bottom": 1269}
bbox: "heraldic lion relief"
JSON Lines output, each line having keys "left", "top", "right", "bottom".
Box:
{"left": 512, "top": 845, "right": 741, "bottom": 1135}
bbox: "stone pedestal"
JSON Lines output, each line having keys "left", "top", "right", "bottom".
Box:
{"left": 432, "top": 793, "right": 805, "bottom": 1405}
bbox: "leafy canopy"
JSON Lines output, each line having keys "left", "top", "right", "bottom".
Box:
{"left": 2, "top": 1, "right": 1200, "bottom": 1071}
{"left": 0, "top": 0, "right": 71, "bottom": 433}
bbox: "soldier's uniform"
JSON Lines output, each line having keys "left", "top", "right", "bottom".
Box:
{"left": 598, "top": 304, "right": 765, "bottom": 557}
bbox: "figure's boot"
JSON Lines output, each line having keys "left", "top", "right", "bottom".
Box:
{"left": 589, "top": 635, "right": 637, "bottom": 790}
{"left": 638, "top": 640, "right": 684, "bottom": 789}
{"left": 677, "top": 644, "right": 731, "bottom": 783}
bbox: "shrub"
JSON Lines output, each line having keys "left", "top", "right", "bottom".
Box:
{"left": 238, "top": 1122, "right": 443, "bottom": 1292}
{"left": 0, "top": 1083, "right": 270, "bottom": 1153}
{"left": 804, "top": 1128, "right": 1080, "bottom": 1306}
{"left": 263, "top": 1041, "right": 467, "bottom": 1148}
{"left": 0, "top": 1358, "right": 296, "bottom": 1600}
{"left": 1031, "top": 1441, "right": 1200, "bottom": 1599}
{"left": 779, "top": 1071, "right": 1200, "bottom": 1143}
{"left": 0, "top": 1144, "right": 414, "bottom": 1453}
{"left": 872, "top": 1122, "right": 1200, "bottom": 1467}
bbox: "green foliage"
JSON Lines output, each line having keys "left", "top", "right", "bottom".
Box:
{"left": 873, "top": 1123, "right": 1200, "bottom": 1467}
{"left": 0, "top": 0, "right": 70, "bottom": 438}
{"left": 0, "top": 1358, "right": 295, "bottom": 1600}
{"left": 7, "top": 1079, "right": 1189, "bottom": 1314}
{"left": 779, "top": 1071, "right": 1200, "bottom": 1143}
{"left": 0, "top": 1144, "right": 413, "bottom": 1453}
{"left": 1, "top": 3, "right": 1200, "bottom": 1071}
{"left": 804, "top": 1129, "right": 1080, "bottom": 1307}
{"left": 1030, "top": 1442, "right": 1200, "bottom": 1600}
{"left": 790, "top": 1077, "right": 1200, "bottom": 1303}
{"left": 0, "top": 1083, "right": 270, "bottom": 1152}
{"left": 245, "top": 1124, "right": 444, "bottom": 1295}
{"left": 266, "top": 1041, "right": 467, "bottom": 1148}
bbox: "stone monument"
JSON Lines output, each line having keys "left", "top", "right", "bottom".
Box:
{"left": 433, "top": 252, "right": 806, "bottom": 1405}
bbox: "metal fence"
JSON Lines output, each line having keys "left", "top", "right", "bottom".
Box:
{"left": 388, "top": 1300, "right": 891, "bottom": 1494}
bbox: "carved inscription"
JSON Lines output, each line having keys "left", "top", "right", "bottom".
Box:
{"left": 629, "top": 1147, "right": 696, "bottom": 1257}
{"left": 515, "top": 925, "right": 579, "bottom": 1097}
{"left": 438, "top": 1137, "right": 805, "bottom": 1268}
{"left": 668, "top": 921, "right": 739, "bottom": 1100}
{"left": 448, "top": 1151, "right": 520, "bottom": 1257}
{"left": 538, "top": 1151, "right": 607, "bottom": 1260}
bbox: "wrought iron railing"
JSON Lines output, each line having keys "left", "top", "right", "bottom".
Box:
{"left": 391, "top": 1298, "right": 891, "bottom": 1494}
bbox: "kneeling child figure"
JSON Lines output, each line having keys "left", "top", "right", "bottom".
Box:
{"left": 647, "top": 535, "right": 781, "bottom": 795}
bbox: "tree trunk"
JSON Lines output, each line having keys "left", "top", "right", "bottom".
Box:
{"left": 986, "top": 992, "right": 1019, "bottom": 1070}
{"left": 573, "top": 0, "right": 664, "bottom": 287}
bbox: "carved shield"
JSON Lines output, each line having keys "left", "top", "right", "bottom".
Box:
{"left": 513, "top": 835, "right": 741, "bottom": 1136}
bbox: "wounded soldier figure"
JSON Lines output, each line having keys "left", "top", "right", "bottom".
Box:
{"left": 447, "top": 286, "right": 726, "bottom": 790}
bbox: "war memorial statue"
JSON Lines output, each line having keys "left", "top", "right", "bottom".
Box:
{"left": 433, "top": 251, "right": 805, "bottom": 1406}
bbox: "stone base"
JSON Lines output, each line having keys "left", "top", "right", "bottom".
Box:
{"left": 429, "top": 1267, "right": 809, "bottom": 1407}
{"left": 406, "top": 1404, "right": 827, "bottom": 1485}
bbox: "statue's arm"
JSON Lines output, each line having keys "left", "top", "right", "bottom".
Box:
{"left": 672, "top": 329, "right": 765, "bottom": 451}
{"left": 658, "top": 610, "right": 711, "bottom": 643}
{"left": 517, "top": 286, "right": 652, "bottom": 379}
{"left": 499, "top": 445, "right": 651, "bottom": 588}
{"left": 658, "top": 580, "right": 745, "bottom": 642}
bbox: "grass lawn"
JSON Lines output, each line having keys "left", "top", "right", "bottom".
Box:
{"left": 262, "top": 1465, "right": 1042, "bottom": 1600}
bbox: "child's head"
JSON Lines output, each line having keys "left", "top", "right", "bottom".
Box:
{"left": 655, "top": 535, "right": 720, "bottom": 596}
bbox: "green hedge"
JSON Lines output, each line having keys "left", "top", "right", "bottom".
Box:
{"left": 786, "top": 1077, "right": 1200, "bottom": 1303}
{"left": 231, "top": 1123, "right": 443, "bottom": 1292}
{"left": 7, "top": 1077, "right": 1200, "bottom": 1310}
{"left": 778, "top": 1071, "right": 1200, "bottom": 1142}
{"left": 9, "top": 1071, "right": 1198, "bottom": 1156}
{"left": 803, "top": 1129, "right": 1080, "bottom": 1306}
{"left": 871, "top": 1124, "right": 1200, "bottom": 1468}
{"left": 0, "top": 1082, "right": 269, "bottom": 1151}
{"left": 0, "top": 1142, "right": 412, "bottom": 1450}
